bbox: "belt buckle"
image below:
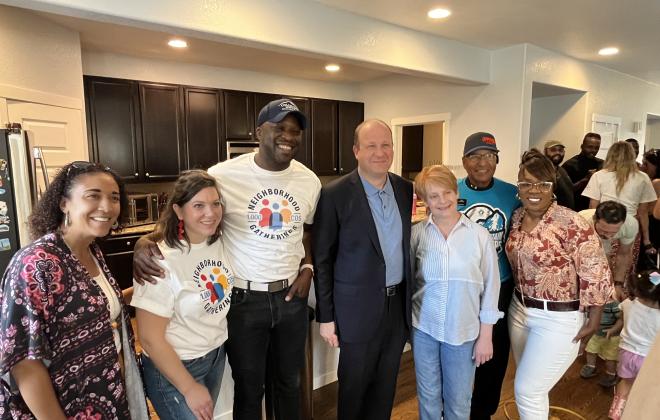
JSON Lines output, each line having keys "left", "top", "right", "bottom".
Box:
{"left": 268, "top": 279, "right": 288, "bottom": 292}
{"left": 385, "top": 286, "right": 396, "bottom": 297}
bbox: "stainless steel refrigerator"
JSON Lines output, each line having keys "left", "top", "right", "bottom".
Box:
{"left": 0, "top": 126, "right": 49, "bottom": 274}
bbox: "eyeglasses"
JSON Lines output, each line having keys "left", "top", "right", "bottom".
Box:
{"left": 517, "top": 181, "right": 554, "bottom": 193}
{"left": 465, "top": 153, "right": 497, "bottom": 163}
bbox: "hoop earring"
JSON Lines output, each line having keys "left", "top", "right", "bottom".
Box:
{"left": 515, "top": 192, "right": 520, "bottom": 200}
{"left": 111, "top": 220, "right": 119, "bottom": 229}
{"left": 65, "top": 212, "right": 71, "bottom": 227}
{"left": 178, "top": 219, "right": 185, "bottom": 240}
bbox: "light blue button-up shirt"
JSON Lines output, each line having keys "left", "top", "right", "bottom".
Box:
{"left": 360, "top": 175, "right": 403, "bottom": 287}
{"left": 411, "top": 214, "right": 503, "bottom": 345}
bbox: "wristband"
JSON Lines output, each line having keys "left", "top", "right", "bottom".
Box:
{"left": 299, "top": 264, "right": 314, "bottom": 275}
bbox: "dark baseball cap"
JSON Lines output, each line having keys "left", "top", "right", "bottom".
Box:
{"left": 256, "top": 99, "right": 307, "bottom": 129}
{"left": 463, "top": 132, "right": 499, "bottom": 156}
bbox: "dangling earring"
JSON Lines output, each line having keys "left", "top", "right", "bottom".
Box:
{"left": 515, "top": 192, "right": 520, "bottom": 200}
{"left": 111, "top": 220, "right": 119, "bottom": 229}
{"left": 177, "top": 219, "right": 185, "bottom": 240}
{"left": 64, "top": 211, "right": 71, "bottom": 227}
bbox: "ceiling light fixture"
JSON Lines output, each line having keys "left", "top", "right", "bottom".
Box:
{"left": 598, "top": 47, "right": 619, "bottom": 56}
{"left": 168, "top": 39, "right": 188, "bottom": 48}
{"left": 427, "top": 8, "right": 451, "bottom": 19}
{"left": 325, "top": 64, "right": 341, "bottom": 72}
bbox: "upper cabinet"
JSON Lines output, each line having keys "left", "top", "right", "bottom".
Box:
{"left": 85, "top": 76, "right": 363, "bottom": 181}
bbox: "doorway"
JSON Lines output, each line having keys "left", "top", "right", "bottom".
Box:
{"left": 391, "top": 113, "right": 450, "bottom": 179}
{"left": 645, "top": 113, "right": 660, "bottom": 150}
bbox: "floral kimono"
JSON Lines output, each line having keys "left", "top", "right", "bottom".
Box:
{"left": 0, "top": 232, "right": 145, "bottom": 419}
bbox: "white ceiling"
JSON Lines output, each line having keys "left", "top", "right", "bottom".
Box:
{"left": 315, "top": 0, "right": 660, "bottom": 85}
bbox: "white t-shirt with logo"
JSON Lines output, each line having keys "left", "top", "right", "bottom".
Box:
{"left": 131, "top": 239, "right": 233, "bottom": 360}
{"left": 208, "top": 153, "right": 321, "bottom": 283}
{"left": 579, "top": 209, "right": 639, "bottom": 254}
{"left": 582, "top": 170, "right": 657, "bottom": 215}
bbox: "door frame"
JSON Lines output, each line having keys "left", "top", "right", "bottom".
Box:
{"left": 390, "top": 113, "right": 451, "bottom": 176}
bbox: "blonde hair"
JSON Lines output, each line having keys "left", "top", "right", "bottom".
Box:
{"left": 603, "top": 141, "right": 639, "bottom": 194}
{"left": 414, "top": 165, "right": 457, "bottom": 201}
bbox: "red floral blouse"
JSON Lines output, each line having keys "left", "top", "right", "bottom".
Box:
{"left": 505, "top": 203, "right": 612, "bottom": 306}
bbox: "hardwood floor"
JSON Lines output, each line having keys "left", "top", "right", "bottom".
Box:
{"left": 313, "top": 350, "right": 615, "bottom": 419}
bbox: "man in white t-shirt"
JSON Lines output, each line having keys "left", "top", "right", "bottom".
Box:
{"left": 134, "top": 99, "right": 321, "bottom": 420}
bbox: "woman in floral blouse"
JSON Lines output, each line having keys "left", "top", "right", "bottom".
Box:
{"left": 0, "top": 162, "right": 148, "bottom": 419}
{"left": 506, "top": 150, "right": 612, "bottom": 420}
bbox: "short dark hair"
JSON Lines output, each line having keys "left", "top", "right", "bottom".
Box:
{"left": 625, "top": 138, "right": 639, "bottom": 145}
{"left": 583, "top": 132, "right": 601, "bottom": 142}
{"left": 155, "top": 170, "right": 222, "bottom": 251}
{"left": 594, "top": 201, "right": 627, "bottom": 224}
{"left": 643, "top": 149, "right": 660, "bottom": 179}
{"left": 28, "top": 161, "right": 126, "bottom": 240}
{"left": 519, "top": 148, "right": 556, "bottom": 184}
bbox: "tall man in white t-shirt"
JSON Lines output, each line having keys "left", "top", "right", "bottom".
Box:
{"left": 134, "top": 99, "right": 321, "bottom": 420}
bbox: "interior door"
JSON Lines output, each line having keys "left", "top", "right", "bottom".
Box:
{"left": 7, "top": 100, "right": 87, "bottom": 194}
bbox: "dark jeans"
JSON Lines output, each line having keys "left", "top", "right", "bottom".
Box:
{"left": 470, "top": 279, "right": 514, "bottom": 420}
{"left": 337, "top": 291, "right": 407, "bottom": 420}
{"left": 226, "top": 287, "right": 309, "bottom": 420}
{"left": 143, "top": 346, "right": 226, "bottom": 420}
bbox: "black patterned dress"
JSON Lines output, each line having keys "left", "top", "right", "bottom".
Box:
{"left": 0, "top": 233, "right": 137, "bottom": 419}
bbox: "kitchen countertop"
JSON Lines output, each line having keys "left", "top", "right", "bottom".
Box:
{"left": 111, "top": 223, "right": 156, "bottom": 236}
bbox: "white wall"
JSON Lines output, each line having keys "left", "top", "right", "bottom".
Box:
{"left": 82, "top": 52, "right": 358, "bottom": 101}
{"left": 646, "top": 118, "right": 660, "bottom": 150}
{"left": 0, "top": 5, "right": 84, "bottom": 108}
{"left": 521, "top": 44, "right": 660, "bottom": 156}
{"left": 357, "top": 45, "right": 527, "bottom": 183}
{"left": 529, "top": 93, "right": 587, "bottom": 159}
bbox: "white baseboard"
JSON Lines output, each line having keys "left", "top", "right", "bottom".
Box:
{"left": 313, "top": 370, "right": 338, "bottom": 389}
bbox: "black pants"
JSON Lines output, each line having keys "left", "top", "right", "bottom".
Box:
{"left": 337, "top": 292, "right": 408, "bottom": 420}
{"left": 226, "top": 287, "right": 309, "bottom": 420}
{"left": 470, "top": 280, "right": 514, "bottom": 420}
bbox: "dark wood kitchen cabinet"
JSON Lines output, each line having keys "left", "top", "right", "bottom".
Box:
{"left": 311, "top": 99, "right": 338, "bottom": 175}
{"left": 224, "top": 90, "right": 254, "bottom": 140}
{"left": 139, "top": 82, "right": 185, "bottom": 181}
{"left": 184, "top": 87, "right": 224, "bottom": 169}
{"left": 85, "top": 77, "right": 141, "bottom": 181}
{"left": 337, "top": 101, "right": 363, "bottom": 175}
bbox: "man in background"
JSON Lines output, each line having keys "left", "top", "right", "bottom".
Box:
{"left": 562, "top": 132, "right": 603, "bottom": 211}
{"left": 543, "top": 139, "right": 575, "bottom": 209}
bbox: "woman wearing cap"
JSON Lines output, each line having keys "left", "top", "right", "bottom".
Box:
{"left": 0, "top": 162, "right": 148, "bottom": 419}
{"left": 506, "top": 150, "right": 612, "bottom": 420}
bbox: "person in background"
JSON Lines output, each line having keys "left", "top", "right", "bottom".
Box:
{"left": 579, "top": 201, "right": 638, "bottom": 388}
{"left": 506, "top": 149, "right": 612, "bottom": 420}
{"left": 640, "top": 149, "right": 660, "bottom": 263}
{"left": 456, "top": 132, "right": 520, "bottom": 420}
{"left": 133, "top": 99, "right": 321, "bottom": 420}
{"left": 411, "top": 164, "right": 502, "bottom": 420}
{"left": 583, "top": 141, "right": 657, "bottom": 274}
{"left": 607, "top": 270, "right": 660, "bottom": 420}
{"left": 132, "top": 171, "right": 232, "bottom": 420}
{"left": 314, "top": 119, "right": 413, "bottom": 420}
{"left": 543, "top": 139, "right": 575, "bottom": 209}
{"left": 625, "top": 138, "right": 640, "bottom": 165}
{"left": 562, "top": 132, "right": 603, "bottom": 211}
{"left": 0, "top": 162, "right": 148, "bottom": 419}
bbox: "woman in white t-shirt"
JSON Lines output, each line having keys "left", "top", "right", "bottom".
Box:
{"left": 132, "top": 170, "right": 233, "bottom": 420}
{"left": 583, "top": 141, "right": 658, "bottom": 273}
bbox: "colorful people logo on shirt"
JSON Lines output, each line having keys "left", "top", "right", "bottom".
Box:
{"left": 247, "top": 188, "right": 304, "bottom": 240}
{"left": 193, "top": 259, "right": 233, "bottom": 314}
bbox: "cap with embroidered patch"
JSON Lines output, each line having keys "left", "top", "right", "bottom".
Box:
{"left": 543, "top": 140, "right": 565, "bottom": 149}
{"left": 463, "top": 132, "right": 498, "bottom": 156}
{"left": 256, "top": 99, "right": 307, "bottom": 129}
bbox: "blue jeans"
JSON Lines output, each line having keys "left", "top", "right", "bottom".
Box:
{"left": 412, "top": 328, "right": 476, "bottom": 420}
{"left": 142, "top": 346, "right": 226, "bottom": 420}
{"left": 226, "top": 287, "right": 309, "bottom": 420}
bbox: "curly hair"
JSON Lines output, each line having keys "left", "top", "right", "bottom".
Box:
{"left": 603, "top": 141, "right": 639, "bottom": 194}
{"left": 631, "top": 270, "right": 660, "bottom": 307}
{"left": 643, "top": 149, "right": 660, "bottom": 180}
{"left": 518, "top": 148, "right": 556, "bottom": 184}
{"left": 28, "top": 161, "right": 127, "bottom": 240}
{"left": 155, "top": 170, "right": 222, "bottom": 251}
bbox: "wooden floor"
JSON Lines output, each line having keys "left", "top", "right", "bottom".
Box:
{"left": 313, "top": 351, "right": 614, "bottom": 420}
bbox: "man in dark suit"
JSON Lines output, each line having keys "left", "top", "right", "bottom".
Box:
{"left": 313, "top": 119, "right": 413, "bottom": 420}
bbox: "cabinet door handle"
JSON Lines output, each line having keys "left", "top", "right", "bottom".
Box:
{"left": 134, "top": 172, "right": 139, "bottom": 177}
{"left": 340, "top": 167, "right": 344, "bottom": 172}
{"left": 248, "top": 132, "right": 253, "bottom": 136}
{"left": 145, "top": 172, "right": 150, "bottom": 177}
{"left": 333, "top": 167, "right": 337, "bottom": 171}
{"left": 126, "top": 241, "right": 132, "bottom": 246}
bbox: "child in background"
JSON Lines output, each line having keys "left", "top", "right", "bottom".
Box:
{"left": 608, "top": 270, "right": 660, "bottom": 420}
{"left": 580, "top": 301, "right": 621, "bottom": 387}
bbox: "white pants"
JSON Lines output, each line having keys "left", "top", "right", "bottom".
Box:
{"left": 508, "top": 295, "right": 585, "bottom": 420}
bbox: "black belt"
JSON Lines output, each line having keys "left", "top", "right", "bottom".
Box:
{"left": 514, "top": 289, "right": 580, "bottom": 312}
{"left": 384, "top": 284, "right": 401, "bottom": 297}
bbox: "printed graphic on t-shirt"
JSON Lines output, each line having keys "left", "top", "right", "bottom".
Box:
{"left": 246, "top": 188, "right": 304, "bottom": 240}
{"left": 463, "top": 204, "right": 507, "bottom": 253}
{"left": 193, "top": 259, "right": 233, "bottom": 314}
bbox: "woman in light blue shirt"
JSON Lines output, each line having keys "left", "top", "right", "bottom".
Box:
{"left": 411, "top": 165, "right": 502, "bottom": 420}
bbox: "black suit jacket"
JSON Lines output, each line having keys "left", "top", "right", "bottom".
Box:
{"left": 313, "top": 170, "right": 413, "bottom": 343}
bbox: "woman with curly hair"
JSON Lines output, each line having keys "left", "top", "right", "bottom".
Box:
{"left": 641, "top": 149, "right": 660, "bottom": 258}
{"left": 583, "top": 141, "right": 657, "bottom": 272}
{"left": 0, "top": 161, "right": 148, "bottom": 419}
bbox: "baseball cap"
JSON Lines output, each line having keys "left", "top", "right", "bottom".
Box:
{"left": 256, "top": 99, "right": 307, "bottom": 129}
{"left": 463, "top": 132, "right": 498, "bottom": 156}
{"left": 543, "top": 140, "right": 565, "bottom": 149}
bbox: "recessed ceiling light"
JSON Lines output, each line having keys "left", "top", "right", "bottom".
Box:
{"left": 427, "top": 8, "right": 451, "bottom": 19}
{"left": 325, "top": 64, "right": 341, "bottom": 72}
{"left": 168, "top": 39, "right": 188, "bottom": 48}
{"left": 598, "top": 47, "right": 619, "bottom": 56}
